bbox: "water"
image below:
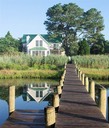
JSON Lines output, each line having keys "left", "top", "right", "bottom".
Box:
{"left": 0, "top": 79, "right": 109, "bottom": 126}
{"left": 0, "top": 79, "right": 58, "bottom": 126}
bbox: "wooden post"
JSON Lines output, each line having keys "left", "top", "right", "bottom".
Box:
{"left": 81, "top": 73, "right": 85, "bottom": 85}
{"left": 77, "top": 69, "right": 80, "bottom": 77}
{"left": 61, "top": 75, "right": 65, "bottom": 81}
{"left": 53, "top": 94, "right": 59, "bottom": 113}
{"left": 90, "top": 81, "right": 95, "bottom": 101}
{"left": 100, "top": 88, "right": 107, "bottom": 119}
{"left": 57, "top": 85, "right": 62, "bottom": 98}
{"left": 45, "top": 106, "right": 56, "bottom": 128}
{"left": 85, "top": 77, "right": 89, "bottom": 92}
{"left": 63, "top": 70, "right": 66, "bottom": 76}
{"left": 9, "top": 86, "right": 15, "bottom": 114}
{"left": 79, "top": 71, "right": 82, "bottom": 80}
{"left": 59, "top": 79, "right": 64, "bottom": 88}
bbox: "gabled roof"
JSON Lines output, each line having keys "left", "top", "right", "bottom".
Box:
{"left": 21, "top": 34, "right": 61, "bottom": 44}
{"left": 21, "top": 34, "right": 37, "bottom": 44}
{"left": 41, "top": 34, "right": 61, "bottom": 43}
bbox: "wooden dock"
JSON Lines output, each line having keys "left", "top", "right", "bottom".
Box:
{"left": 1, "top": 110, "right": 45, "bottom": 128}
{"left": 1, "top": 64, "right": 109, "bottom": 128}
{"left": 56, "top": 64, "right": 109, "bottom": 128}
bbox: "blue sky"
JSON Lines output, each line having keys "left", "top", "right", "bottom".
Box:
{"left": 0, "top": 0, "right": 109, "bottom": 40}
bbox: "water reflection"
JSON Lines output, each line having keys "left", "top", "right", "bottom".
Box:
{"left": 23, "top": 83, "right": 52, "bottom": 103}
{"left": 0, "top": 79, "right": 58, "bottom": 126}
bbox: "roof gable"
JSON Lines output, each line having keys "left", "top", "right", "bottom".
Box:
{"left": 21, "top": 34, "right": 61, "bottom": 44}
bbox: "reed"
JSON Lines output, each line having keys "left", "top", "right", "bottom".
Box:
{"left": 0, "top": 69, "right": 61, "bottom": 79}
{"left": 72, "top": 55, "right": 109, "bottom": 69}
{"left": 0, "top": 53, "right": 68, "bottom": 70}
{"left": 72, "top": 55, "right": 109, "bottom": 80}
{"left": 80, "top": 68, "right": 109, "bottom": 80}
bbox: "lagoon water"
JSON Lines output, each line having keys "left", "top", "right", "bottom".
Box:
{"left": 0, "top": 79, "right": 58, "bottom": 126}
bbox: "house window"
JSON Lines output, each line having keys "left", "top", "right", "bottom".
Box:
{"left": 35, "top": 51, "right": 38, "bottom": 55}
{"left": 42, "top": 51, "right": 45, "bottom": 56}
{"left": 36, "top": 91, "right": 39, "bottom": 97}
{"left": 39, "top": 51, "right": 41, "bottom": 56}
{"left": 32, "top": 51, "right": 35, "bottom": 56}
{"left": 40, "top": 40, "right": 43, "bottom": 46}
{"left": 36, "top": 40, "right": 39, "bottom": 46}
{"left": 32, "top": 51, "right": 38, "bottom": 56}
{"left": 40, "top": 91, "right": 43, "bottom": 97}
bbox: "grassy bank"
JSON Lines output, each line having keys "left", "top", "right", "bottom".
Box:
{"left": 80, "top": 68, "right": 109, "bottom": 80}
{"left": 72, "top": 55, "right": 109, "bottom": 80}
{"left": 0, "top": 54, "right": 68, "bottom": 79}
{"left": 0, "top": 69, "right": 62, "bottom": 79}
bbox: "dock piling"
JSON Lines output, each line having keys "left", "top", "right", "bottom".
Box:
{"left": 45, "top": 106, "right": 56, "bottom": 128}
{"left": 100, "top": 88, "right": 107, "bottom": 119}
{"left": 90, "top": 81, "right": 95, "bottom": 101}
{"left": 53, "top": 94, "right": 59, "bottom": 113}
{"left": 9, "top": 86, "right": 15, "bottom": 114}
{"left": 85, "top": 77, "right": 89, "bottom": 92}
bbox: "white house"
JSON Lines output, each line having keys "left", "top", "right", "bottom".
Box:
{"left": 21, "top": 34, "right": 62, "bottom": 56}
{"left": 23, "top": 83, "right": 52, "bottom": 103}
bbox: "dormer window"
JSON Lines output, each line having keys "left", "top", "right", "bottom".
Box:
{"left": 36, "top": 41, "right": 38, "bottom": 46}
{"left": 40, "top": 40, "right": 43, "bottom": 46}
{"left": 36, "top": 40, "right": 43, "bottom": 46}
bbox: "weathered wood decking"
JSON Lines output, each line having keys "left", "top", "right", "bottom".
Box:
{"left": 1, "top": 64, "right": 109, "bottom": 128}
{"left": 1, "top": 110, "right": 45, "bottom": 128}
{"left": 56, "top": 64, "right": 109, "bottom": 128}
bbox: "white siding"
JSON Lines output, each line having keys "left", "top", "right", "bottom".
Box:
{"left": 27, "top": 35, "right": 50, "bottom": 51}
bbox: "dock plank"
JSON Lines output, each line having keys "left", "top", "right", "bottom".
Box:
{"left": 1, "top": 110, "right": 45, "bottom": 128}
{"left": 56, "top": 64, "right": 109, "bottom": 128}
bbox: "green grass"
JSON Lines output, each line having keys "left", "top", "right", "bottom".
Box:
{"left": 72, "top": 55, "right": 109, "bottom": 80}
{"left": 0, "top": 53, "right": 68, "bottom": 70}
{"left": 72, "top": 55, "right": 109, "bottom": 69}
{"left": 0, "top": 69, "right": 62, "bottom": 79}
{"left": 0, "top": 53, "right": 68, "bottom": 79}
{"left": 80, "top": 68, "right": 109, "bottom": 80}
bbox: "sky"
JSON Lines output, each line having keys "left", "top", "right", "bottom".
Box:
{"left": 0, "top": 0, "right": 109, "bottom": 40}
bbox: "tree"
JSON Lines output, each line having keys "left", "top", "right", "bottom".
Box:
{"left": 0, "top": 31, "right": 20, "bottom": 54}
{"left": 44, "top": 3, "right": 104, "bottom": 56}
{"left": 78, "top": 39, "right": 90, "bottom": 55}
{"left": 44, "top": 3, "right": 84, "bottom": 56}
{"left": 90, "top": 35, "right": 105, "bottom": 54}
{"left": 104, "top": 40, "right": 109, "bottom": 54}
{"left": 83, "top": 8, "right": 104, "bottom": 42}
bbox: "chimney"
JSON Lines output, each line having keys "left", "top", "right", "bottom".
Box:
{"left": 26, "top": 35, "right": 30, "bottom": 43}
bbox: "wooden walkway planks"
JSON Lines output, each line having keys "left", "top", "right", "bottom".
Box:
{"left": 56, "top": 64, "right": 109, "bottom": 128}
{"left": 1, "top": 110, "right": 45, "bottom": 128}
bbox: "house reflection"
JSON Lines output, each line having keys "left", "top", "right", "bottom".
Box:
{"left": 22, "top": 83, "right": 52, "bottom": 103}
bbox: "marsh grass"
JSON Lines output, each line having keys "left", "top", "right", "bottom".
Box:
{"left": 72, "top": 55, "right": 109, "bottom": 80}
{"left": 72, "top": 55, "right": 109, "bottom": 69}
{"left": 0, "top": 54, "right": 68, "bottom": 70}
{"left": 80, "top": 68, "right": 109, "bottom": 80}
{"left": 0, "top": 54, "right": 68, "bottom": 79}
{"left": 0, "top": 69, "right": 61, "bottom": 79}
